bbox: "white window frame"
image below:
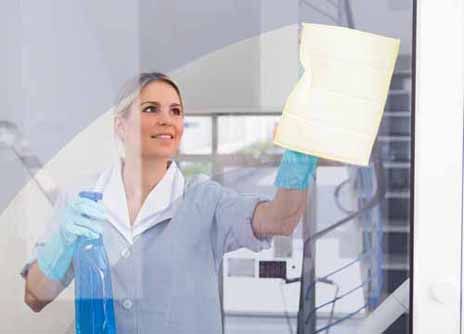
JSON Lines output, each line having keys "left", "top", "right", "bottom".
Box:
{"left": 414, "top": 0, "right": 464, "bottom": 333}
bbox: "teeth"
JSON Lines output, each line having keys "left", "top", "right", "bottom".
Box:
{"left": 155, "top": 134, "right": 173, "bottom": 139}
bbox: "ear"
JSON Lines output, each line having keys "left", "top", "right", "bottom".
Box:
{"left": 114, "top": 116, "right": 126, "bottom": 142}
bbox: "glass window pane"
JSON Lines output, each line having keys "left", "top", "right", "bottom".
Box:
{"left": 297, "top": 1, "right": 414, "bottom": 333}
{"left": 218, "top": 116, "right": 280, "bottom": 154}
{"left": 180, "top": 116, "right": 212, "bottom": 155}
{"left": 2, "top": 1, "right": 418, "bottom": 334}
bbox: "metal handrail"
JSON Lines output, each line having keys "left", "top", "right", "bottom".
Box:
{"left": 299, "top": 0, "right": 355, "bottom": 29}
{"left": 295, "top": 161, "right": 385, "bottom": 334}
{"left": 304, "top": 160, "right": 386, "bottom": 247}
{"left": 300, "top": 0, "right": 339, "bottom": 24}
{"left": 343, "top": 0, "right": 355, "bottom": 28}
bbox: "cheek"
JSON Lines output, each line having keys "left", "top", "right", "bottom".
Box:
{"left": 138, "top": 115, "right": 153, "bottom": 137}
{"left": 176, "top": 126, "right": 184, "bottom": 144}
{"left": 141, "top": 121, "right": 152, "bottom": 136}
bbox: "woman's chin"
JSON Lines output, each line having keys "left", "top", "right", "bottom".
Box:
{"left": 142, "top": 151, "right": 176, "bottom": 161}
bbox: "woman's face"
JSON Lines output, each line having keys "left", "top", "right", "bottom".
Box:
{"left": 116, "top": 80, "right": 184, "bottom": 161}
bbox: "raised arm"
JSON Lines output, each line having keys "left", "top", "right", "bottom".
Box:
{"left": 252, "top": 149, "right": 317, "bottom": 237}
{"left": 252, "top": 188, "right": 308, "bottom": 237}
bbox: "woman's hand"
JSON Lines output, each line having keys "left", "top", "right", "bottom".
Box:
{"left": 274, "top": 150, "right": 318, "bottom": 190}
{"left": 37, "top": 197, "right": 106, "bottom": 281}
{"left": 272, "top": 122, "right": 319, "bottom": 190}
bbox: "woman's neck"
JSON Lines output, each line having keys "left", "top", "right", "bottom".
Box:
{"left": 121, "top": 157, "right": 170, "bottom": 206}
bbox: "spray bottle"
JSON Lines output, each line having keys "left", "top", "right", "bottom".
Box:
{"left": 74, "top": 191, "right": 117, "bottom": 334}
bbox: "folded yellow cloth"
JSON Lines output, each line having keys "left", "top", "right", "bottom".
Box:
{"left": 273, "top": 23, "right": 400, "bottom": 166}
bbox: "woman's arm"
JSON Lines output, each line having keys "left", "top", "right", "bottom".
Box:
{"left": 252, "top": 125, "right": 315, "bottom": 237}
{"left": 24, "top": 261, "right": 66, "bottom": 312}
{"left": 23, "top": 195, "right": 106, "bottom": 312}
{"left": 252, "top": 187, "right": 308, "bottom": 237}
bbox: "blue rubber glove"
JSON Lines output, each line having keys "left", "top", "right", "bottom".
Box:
{"left": 274, "top": 149, "right": 319, "bottom": 190}
{"left": 37, "top": 196, "right": 107, "bottom": 281}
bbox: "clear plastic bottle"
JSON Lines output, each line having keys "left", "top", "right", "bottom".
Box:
{"left": 74, "top": 191, "right": 117, "bottom": 334}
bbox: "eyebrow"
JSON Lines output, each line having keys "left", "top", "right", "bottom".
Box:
{"left": 140, "top": 101, "right": 182, "bottom": 107}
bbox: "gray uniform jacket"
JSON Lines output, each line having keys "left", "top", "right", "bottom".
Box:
{"left": 21, "top": 161, "right": 272, "bottom": 333}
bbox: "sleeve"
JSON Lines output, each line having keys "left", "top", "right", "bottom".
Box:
{"left": 19, "top": 188, "right": 75, "bottom": 288}
{"left": 211, "top": 183, "right": 273, "bottom": 259}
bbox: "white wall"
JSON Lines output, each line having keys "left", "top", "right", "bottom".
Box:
{"left": 414, "top": 0, "right": 464, "bottom": 333}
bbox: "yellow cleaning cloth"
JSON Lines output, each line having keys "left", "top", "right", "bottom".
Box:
{"left": 273, "top": 23, "right": 400, "bottom": 166}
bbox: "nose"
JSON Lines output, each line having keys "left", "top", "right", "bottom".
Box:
{"left": 156, "top": 107, "right": 174, "bottom": 126}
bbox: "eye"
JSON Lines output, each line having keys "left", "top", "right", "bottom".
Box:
{"left": 142, "top": 106, "right": 158, "bottom": 113}
{"left": 171, "top": 107, "right": 183, "bottom": 116}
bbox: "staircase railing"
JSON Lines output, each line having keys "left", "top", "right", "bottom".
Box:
{"left": 299, "top": 0, "right": 355, "bottom": 29}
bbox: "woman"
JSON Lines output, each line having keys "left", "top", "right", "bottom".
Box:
{"left": 21, "top": 72, "right": 318, "bottom": 333}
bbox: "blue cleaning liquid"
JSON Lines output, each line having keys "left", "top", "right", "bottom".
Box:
{"left": 74, "top": 191, "right": 117, "bottom": 334}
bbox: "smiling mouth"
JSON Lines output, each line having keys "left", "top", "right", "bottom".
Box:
{"left": 151, "top": 134, "right": 174, "bottom": 139}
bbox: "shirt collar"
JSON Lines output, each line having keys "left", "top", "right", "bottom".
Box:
{"left": 99, "top": 159, "right": 185, "bottom": 244}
